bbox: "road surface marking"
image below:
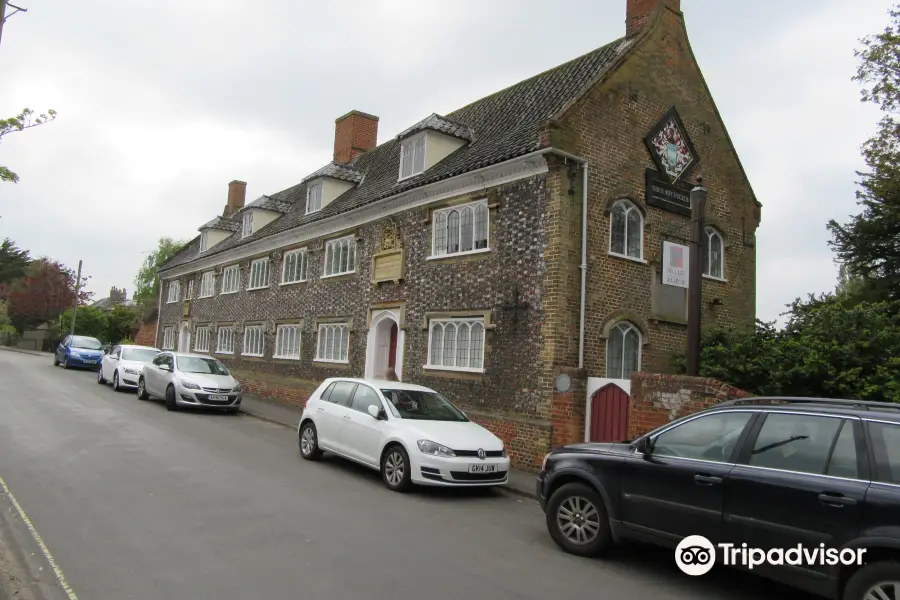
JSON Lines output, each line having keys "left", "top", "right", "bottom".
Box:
{"left": 0, "top": 474, "right": 79, "bottom": 600}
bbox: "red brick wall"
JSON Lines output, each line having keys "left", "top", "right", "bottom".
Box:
{"left": 134, "top": 319, "right": 157, "bottom": 347}
{"left": 234, "top": 371, "right": 320, "bottom": 411}
{"left": 627, "top": 371, "right": 750, "bottom": 439}
{"left": 334, "top": 111, "right": 379, "bottom": 164}
{"left": 468, "top": 413, "right": 550, "bottom": 472}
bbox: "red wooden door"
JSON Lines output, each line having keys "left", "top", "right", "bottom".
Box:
{"left": 387, "top": 323, "right": 398, "bottom": 370}
{"left": 590, "top": 384, "right": 630, "bottom": 442}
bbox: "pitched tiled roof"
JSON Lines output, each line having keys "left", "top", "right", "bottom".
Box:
{"left": 161, "top": 37, "right": 631, "bottom": 271}
{"left": 243, "top": 195, "right": 293, "bottom": 213}
{"left": 397, "top": 113, "right": 474, "bottom": 142}
{"left": 301, "top": 162, "right": 364, "bottom": 184}
{"left": 199, "top": 216, "right": 240, "bottom": 232}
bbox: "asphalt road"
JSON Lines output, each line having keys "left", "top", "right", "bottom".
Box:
{"left": 0, "top": 349, "right": 813, "bottom": 600}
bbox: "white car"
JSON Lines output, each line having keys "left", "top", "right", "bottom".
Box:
{"left": 298, "top": 378, "right": 510, "bottom": 492}
{"left": 98, "top": 344, "right": 161, "bottom": 391}
{"left": 137, "top": 352, "right": 242, "bottom": 413}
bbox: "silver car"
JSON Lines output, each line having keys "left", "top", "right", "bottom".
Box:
{"left": 137, "top": 352, "right": 242, "bottom": 413}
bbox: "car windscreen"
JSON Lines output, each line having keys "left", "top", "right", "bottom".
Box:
{"left": 71, "top": 336, "right": 102, "bottom": 350}
{"left": 122, "top": 348, "right": 160, "bottom": 362}
{"left": 176, "top": 356, "right": 230, "bottom": 376}
{"left": 379, "top": 389, "right": 468, "bottom": 422}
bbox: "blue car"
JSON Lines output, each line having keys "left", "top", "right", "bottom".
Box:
{"left": 54, "top": 335, "right": 105, "bottom": 370}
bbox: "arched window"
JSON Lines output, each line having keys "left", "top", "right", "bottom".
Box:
{"left": 609, "top": 200, "right": 643, "bottom": 259}
{"left": 704, "top": 227, "right": 724, "bottom": 279}
{"left": 606, "top": 321, "right": 641, "bottom": 379}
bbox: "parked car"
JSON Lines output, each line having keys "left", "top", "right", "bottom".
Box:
{"left": 53, "top": 335, "right": 104, "bottom": 370}
{"left": 136, "top": 351, "right": 241, "bottom": 413}
{"left": 97, "top": 344, "right": 161, "bottom": 391}
{"left": 297, "top": 378, "right": 510, "bottom": 492}
{"left": 536, "top": 397, "right": 900, "bottom": 600}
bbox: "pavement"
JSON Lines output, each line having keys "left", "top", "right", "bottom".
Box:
{"left": 0, "top": 347, "right": 802, "bottom": 600}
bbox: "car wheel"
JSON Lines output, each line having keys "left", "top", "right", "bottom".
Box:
{"left": 546, "top": 482, "right": 612, "bottom": 557}
{"left": 299, "top": 422, "right": 323, "bottom": 460}
{"left": 381, "top": 445, "right": 412, "bottom": 493}
{"left": 136, "top": 377, "right": 149, "bottom": 400}
{"left": 63, "top": 357, "right": 71, "bottom": 369}
{"left": 112, "top": 371, "right": 121, "bottom": 392}
{"left": 97, "top": 368, "right": 106, "bottom": 384}
{"left": 164, "top": 385, "right": 178, "bottom": 411}
{"left": 843, "top": 561, "right": 900, "bottom": 600}
{"left": 53, "top": 355, "right": 59, "bottom": 367}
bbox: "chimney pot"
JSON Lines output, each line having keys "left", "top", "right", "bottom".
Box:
{"left": 333, "top": 110, "right": 379, "bottom": 164}
{"left": 224, "top": 180, "right": 247, "bottom": 217}
{"left": 626, "top": 0, "right": 680, "bottom": 37}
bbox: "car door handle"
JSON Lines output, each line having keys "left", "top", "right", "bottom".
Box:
{"left": 343, "top": 415, "right": 352, "bottom": 420}
{"left": 317, "top": 408, "right": 325, "bottom": 412}
{"left": 818, "top": 493, "right": 857, "bottom": 507}
{"left": 694, "top": 474, "right": 723, "bottom": 486}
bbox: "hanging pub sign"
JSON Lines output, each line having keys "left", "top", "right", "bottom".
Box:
{"left": 643, "top": 106, "right": 699, "bottom": 217}
{"left": 661, "top": 240, "right": 689, "bottom": 289}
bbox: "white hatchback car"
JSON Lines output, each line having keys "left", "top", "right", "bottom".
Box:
{"left": 298, "top": 378, "right": 510, "bottom": 492}
{"left": 97, "top": 344, "right": 161, "bottom": 391}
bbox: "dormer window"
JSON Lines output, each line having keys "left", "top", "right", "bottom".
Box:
{"left": 242, "top": 211, "right": 253, "bottom": 238}
{"left": 399, "top": 134, "right": 426, "bottom": 180}
{"left": 307, "top": 181, "right": 323, "bottom": 214}
{"left": 199, "top": 231, "right": 209, "bottom": 253}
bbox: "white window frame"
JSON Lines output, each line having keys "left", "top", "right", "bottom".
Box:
{"left": 322, "top": 235, "right": 357, "bottom": 278}
{"left": 398, "top": 133, "right": 427, "bottom": 180}
{"left": 242, "top": 325, "right": 265, "bottom": 357}
{"left": 281, "top": 249, "right": 309, "bottom": 285}
{"left": 429, "top": 199, "right": 490, "bottom": 258}
{"left": 248, "top": 258, "right": 270, "bottom": 290}
{"left": 166, "top": 281, "right": 180, "bottom": 304}
{"left": 315, "top": 323, "right": 349, "bottom": 363}
{"left": 608, "top": 199, "right": 645, "bottom": 262}
{"left": 194, "top": 326, "right": 210, "bottom": 353}
{"left": 704, "top": 227, "right": 726, "bottom": 281}
{"left": 605, "top": 321, "right": 642, "bottom": 379}
{"left": 185, "top": 279, "right": 194, "bottom": 300}
{"left": 199, "top": 271, "right": 215, "bottom": 298}
{"left": 274, "top": 324, "right": 301, "bottom": 359}
{"left": 242, "top": 211, "right": 253, "bottom": 238}
{"left": 221, "top": 265, "right": 240, "bottom": 294}
{"left": 216, "top": 327, "right": 235, "bottom": 355}
{"left": 162, "top": 326, "right": 175, "bottom": 350}
{"left": 306, "top": 181, "right": 323, "bottom": 214}
{"left": 199, "top": 231, "right": 209, "bottom": 254}
{"left": 426, "top": 317, "right": 486, "bottom": 373}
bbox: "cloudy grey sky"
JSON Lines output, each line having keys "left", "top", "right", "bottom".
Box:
{"left": 0, "top": 0, "right": 890, "bottom": 321}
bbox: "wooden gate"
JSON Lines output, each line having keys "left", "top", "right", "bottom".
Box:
{"left": 589, "top": 384, "right": 630, "bottom": 442}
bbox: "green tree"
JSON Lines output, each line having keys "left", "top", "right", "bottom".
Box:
{"left": 60, "top": 305, "right": 109, "bottom": 341}
{"left": 0, "top": 238, "right": 31, "bottom": 285}
{"left": 134, "top": 237, "right": 187, "bottom": 316}
{"left": 828, "top": 5, "right": 900, "bottom": 302}
{"left": 0, "top": 108, "right": 57, "bottom": 183}
{"left": 106, "top": 305, "right": 140, "bottom": 345}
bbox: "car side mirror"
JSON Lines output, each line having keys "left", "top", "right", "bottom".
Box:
{"left": 635, "top": 436, "right": 652, "bottom": 457}
{"left": 367, "top": 405, "right": 381, "bottom": 419}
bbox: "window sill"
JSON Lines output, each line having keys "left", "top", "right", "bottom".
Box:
{"left": 607, "top": 252, "right": 648, "bottom": 265}
{"left": 320, "top": 271, "right": 357, "bottom": 280}
{"left": 279, "top": 279, "right": 308, "bottom": 287}
{"left": 194, "top": 348, "right": 210, "bottom": 354}
{"left": 198, "top": 294, "right": 214, "bottom": 299}
{"left": 306, "top": 208, "right": 321, "bottom": 215}
{"left": 241, "top": 353, "right": 264, "bottom": 358}
{"left": 247, "top": 285, "right": 269, "bottom": 291}
{"left": 314, "top": 358, "right": 349, "bottom": 364}
{"left": 423, "top": 364, "right": 485, "bottom": 374}
{"left": 273, "top": 355, "right": 301, "bottom": 361}
{"left": 215, "top": 350, "right": 235, "bottom": 355}
{"left": 703, "top": 274, "right": 727, "bottom": 283}
{"left": 398, "top": 170, "right": 425, "bottom": 182}
{"left": 220, "top": 290, "right": 239, "bottom": 296}
{"left": 426, "top": 247, "right": 491, "bottom": 261}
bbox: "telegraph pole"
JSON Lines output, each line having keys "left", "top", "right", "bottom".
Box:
{"left": 0, "top": 1, "right": 28, "bottom": 48}
{"left": 69, "top": 260, "right": 82, "bottom": 336}
{"left": 685, "top": 180, "right": 707, "bottom": 376}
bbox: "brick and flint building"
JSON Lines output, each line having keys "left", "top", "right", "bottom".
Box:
{"left": 156, "top": 0, "right": 761, "bottom": 469}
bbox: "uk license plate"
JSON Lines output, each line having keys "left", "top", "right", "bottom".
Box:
{"left": 82, "top": 359, "right": 96, "bottom": 364}
{"left": 208, "top": 394, "right": 228, "bottom": 401}
{"left": 469, "top": 464, "right": 497, "bottom": 474}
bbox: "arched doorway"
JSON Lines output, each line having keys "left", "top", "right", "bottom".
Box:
{"left": 589, "top": 383, "right": 630, "bottom": 442}
{"left": 366, "top": 310, "right": 404, "bottom": 380}
{"left": 178, "top": 323, "right": 191, "bottom": 353}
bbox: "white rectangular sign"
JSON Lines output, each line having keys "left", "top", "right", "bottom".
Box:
{"left": 662, "top": 241, "right": 689, "bottom": 288}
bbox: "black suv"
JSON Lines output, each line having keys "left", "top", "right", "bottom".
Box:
{"left": 536, "top": 397, "right": 900, "bottom": 600}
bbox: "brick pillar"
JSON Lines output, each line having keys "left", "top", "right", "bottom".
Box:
{"left": 333, "top": 111, "right": 379, "bottom": 164}
{"left": 550, "top": 367, "right": 587, "bottom": 448}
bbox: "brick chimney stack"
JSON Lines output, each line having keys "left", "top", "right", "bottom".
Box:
{"left": 333, "top": 110, "right": 379, "bottom": 164}
{"left": 224, "top": 180, "right": 247, "bottom": 217}
{"left": 626, "top": 0, "right": 680, "bottom": 37}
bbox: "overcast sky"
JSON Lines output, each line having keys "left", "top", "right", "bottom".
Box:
{"left": 0, "top": 0, "right": 891, "bottom": 322}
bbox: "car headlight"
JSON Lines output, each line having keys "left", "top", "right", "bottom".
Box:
{"left": 181, "top": 380, "right": 201, "bottom": 390}
{"left": 501, "top": 443, "right": 508, "bottom": 458}
{"left": 232, "top": 384, "right": 241, "bottom": 392}
{"left": 417, "top": 440, "right": 456, "bottom": 458}
{"left": 69, "top": 351, "right": 81, "bottom": 358}
{"left": 123, "top": 367, "right": 139, "bottom": 375}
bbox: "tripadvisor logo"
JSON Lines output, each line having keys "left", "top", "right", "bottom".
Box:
{"left": 675, "top": 535, "right": 866, "bottom": 576}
